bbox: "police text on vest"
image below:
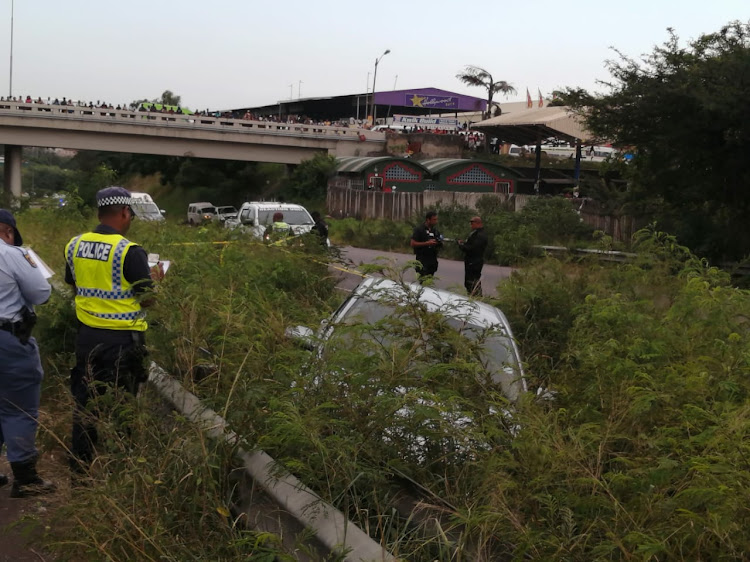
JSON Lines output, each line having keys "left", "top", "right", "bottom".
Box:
{"left": 76, "top": 241, "right": 113, "bottom": 262}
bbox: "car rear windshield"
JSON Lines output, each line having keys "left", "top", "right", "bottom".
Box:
{"left": 258, "top": 210, "right": 312, "bottom": 225}
{"left": 329, "top": 294, "right": 523, "bottom": 402}
{"left": 132, "top": 202, "right": 161, "bottom": 218}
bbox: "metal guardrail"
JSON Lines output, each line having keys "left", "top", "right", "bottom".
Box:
{"left": 0, "top": 101, "right": 385, "bottom": 142}
{"left": 535, "top": 245, "right": 637, "bottom": 263}
{"left": 147, "top": 362, "right": 396, "bottom": 562}
{"left": 537, "top": 246, "right": 750, "bottom": 276}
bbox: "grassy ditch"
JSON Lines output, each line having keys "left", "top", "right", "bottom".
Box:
{"left": 15, "top": 208, "right": 750, "bottom": 560}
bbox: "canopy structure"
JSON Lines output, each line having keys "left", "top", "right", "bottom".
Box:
{"left": 471, "top": 105, "right": 597, "bottom": 192}
{"left": 470, "top": 106, "right": 592, "bottom": 145}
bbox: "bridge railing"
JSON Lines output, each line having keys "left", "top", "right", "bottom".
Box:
{"left": 0, "top": 100, "right": 385, "bottom": 141}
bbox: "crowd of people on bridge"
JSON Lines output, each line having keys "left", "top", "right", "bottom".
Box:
{"left": 1, "top": 94, "right": 493, "bottom": 144}
{"left": 0, "top": 95, "right": 133, "bottom": 111}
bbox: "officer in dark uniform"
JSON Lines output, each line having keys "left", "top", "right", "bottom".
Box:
{"left": 0, "top": 209, "right": 56, "bottom": 497}
{"left": 410, "top": 210, "right": 443, "bottom": 282}
{"left": 458, "top": 216, "right": 489, "bottom": 296}
{"left": 64, "top": 187, "right": 162, "bottom": 472}
{"left": 310, "top": 211, "right": 329, "bottom": 245}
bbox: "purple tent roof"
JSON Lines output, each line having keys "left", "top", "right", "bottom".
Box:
{"left": 373, "top": 88, "right": 486, "bottom": 112}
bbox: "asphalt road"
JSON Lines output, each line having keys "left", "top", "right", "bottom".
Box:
{"left": 332, "top": 246, "right": 514, "bottom": 297}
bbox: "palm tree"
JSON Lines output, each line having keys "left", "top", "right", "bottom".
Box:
{"left": 456, "top": 66, "right": 516, "bottom": 120}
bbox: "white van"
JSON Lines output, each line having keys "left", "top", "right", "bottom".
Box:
{"left": 187, "top": 202, "right": 217, "bottom": 225}
{"left": 130, "top": 192, "right": 165, "bottom": 221}
{"left": 225, "top": 202, "right": 315, "bottom": 239}
{"left": 506, "top": 144, "right": 530, "bottom": 157}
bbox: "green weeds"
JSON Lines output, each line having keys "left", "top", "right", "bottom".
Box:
{"left": 16, "top": 207, "right": 750, "bottom": 560}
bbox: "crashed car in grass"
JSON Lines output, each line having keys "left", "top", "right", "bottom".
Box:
{"left": 286, "top": 277, "right": 528, "bottom": 464}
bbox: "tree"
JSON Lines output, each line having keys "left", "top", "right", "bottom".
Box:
{"left": 562, "top": 21, "right": 750, "bottom": 262}
{"left": 455, "top": 66, "right": 516, "bottom": 120}
{"left": 129, "top": 90, "right": 182, "bottom": 110}
{"left": 283, "top": 153, "right": 337, "bottom": 204}
{"left": 159, "top": 90, "right": 181, "bottom": 106}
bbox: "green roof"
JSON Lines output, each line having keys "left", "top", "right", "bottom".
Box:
{"left": 335, "top": 156, "right": 429, "bottom": 174}
{"left": 419, "top": 158, "right": 520, "bottom": 177}
{"left": 335, "top": 157, "right": 521, "bottom": 178}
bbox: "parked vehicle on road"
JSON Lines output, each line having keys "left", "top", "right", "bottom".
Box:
{"left": 130, "top": 192, "right": 165, "bottom": 221}
{"left": 225, "top": 202, "right": 315, "bottom": 239}
{"left": 213, "top": 205, "right": 238, "bottom": 223}
{"left": 187, "top": 202, "right": 217, "bottom": 225}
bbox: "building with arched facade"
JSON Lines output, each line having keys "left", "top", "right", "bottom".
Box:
{"left": 330, "top": 157, "right": 523, "bottom": 194}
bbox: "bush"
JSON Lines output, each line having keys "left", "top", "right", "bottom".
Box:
{"left": 488, "top": 230, "right": 750, "bottom": 559}
{"left": 26, "top": 210, "right": 750, "bottom": 560}
{"left": 328, "top": 217, "right": 413, "bottom": 251}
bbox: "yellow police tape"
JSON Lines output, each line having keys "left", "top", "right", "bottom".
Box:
{"left": 162, "top": 240, "right": 368, "bottom": 278}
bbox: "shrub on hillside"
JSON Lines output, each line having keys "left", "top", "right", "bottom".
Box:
{"left": 488, "top": 230, "right": 750, "bottom": 559}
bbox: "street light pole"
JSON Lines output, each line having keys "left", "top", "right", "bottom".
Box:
{"left": 370, "top": 49, "right": 390, "bottom": 126}
{"left": 9, "top": 0, "right": 14, "bottom": 97}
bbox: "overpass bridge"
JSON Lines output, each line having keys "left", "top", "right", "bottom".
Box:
{"left": 0, "top": 100, "right": 386, "bottom": 197}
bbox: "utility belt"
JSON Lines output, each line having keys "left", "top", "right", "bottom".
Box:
{"left": 0, "top": 308, "right": 37, "bottom": 345}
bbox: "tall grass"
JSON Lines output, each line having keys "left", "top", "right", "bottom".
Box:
{"left": 20, "top": 208, "right": 337, "bottom": 560}
{"left": 15, "top": 205, "right": 750, "bottom": 560}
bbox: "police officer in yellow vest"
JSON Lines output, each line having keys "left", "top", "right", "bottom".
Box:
{"left": 64, "top": 187, "right": 162, "bottom": 471}
{"left": 264, "top": 211, "right": 293, "bottom": 242}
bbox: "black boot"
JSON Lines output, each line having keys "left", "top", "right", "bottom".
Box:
{"left": 0, "top": 473, "right": 8, "bottom": 487}
{"left": 10, "top": 457, "right": 56, "bottom": 498}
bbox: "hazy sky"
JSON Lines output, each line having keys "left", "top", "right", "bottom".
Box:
{"left": 1, "top": 1, "right": 746, "bottom": 111}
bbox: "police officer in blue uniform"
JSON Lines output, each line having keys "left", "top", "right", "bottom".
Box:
{"left": 0, "top": 209, "right": 56, "bottom": 498}
{"left": 64, "top": 187, "right": 161, "bottom": 472}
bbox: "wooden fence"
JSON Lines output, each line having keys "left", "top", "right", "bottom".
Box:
{"left": 327, "top": 186, "right": 532, "bottom": 222}
{"left": 578, "top": 211, "right": 641, "bottom": 243}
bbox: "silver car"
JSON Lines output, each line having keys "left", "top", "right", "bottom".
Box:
{"left": 288, "top": 277, "right": 527, "bottom": 461}
{"left": 291, "top": 278, "right": 525, "bottom": 396}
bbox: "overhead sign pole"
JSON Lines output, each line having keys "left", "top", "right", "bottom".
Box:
{"left": 9, "top": 0, "right": 14, "bottom": 97}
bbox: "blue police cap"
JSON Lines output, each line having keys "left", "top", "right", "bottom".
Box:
{"left": 0, "top": 209, "right": 23, "bottom": 246}
{"left": 96, "top": 186, "right": 133, "bottom": 208}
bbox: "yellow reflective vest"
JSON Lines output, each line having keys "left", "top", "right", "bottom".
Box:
{"left": 65, "top": 232, "right": 147, "bottom": 331}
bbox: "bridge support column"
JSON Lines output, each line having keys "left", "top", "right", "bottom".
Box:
{"left": 3, "top": 145, "right": 23, "bottom": 200}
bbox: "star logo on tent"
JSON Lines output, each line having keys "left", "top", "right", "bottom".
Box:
{"left": 409, "top": 94, "right": 426, "bottom": 107}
